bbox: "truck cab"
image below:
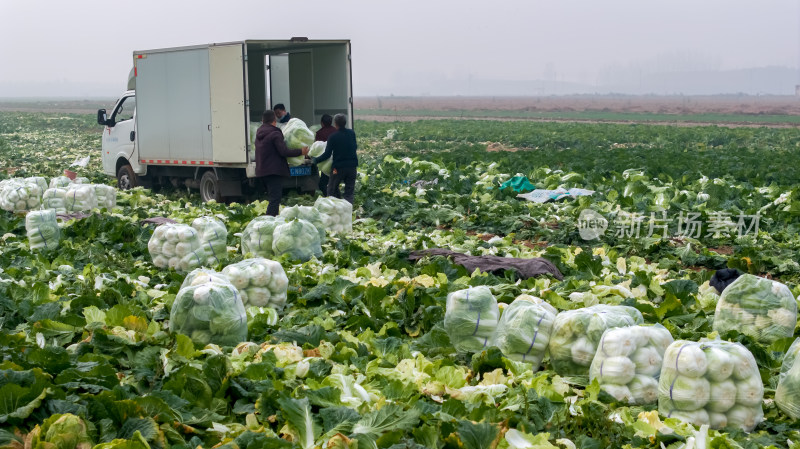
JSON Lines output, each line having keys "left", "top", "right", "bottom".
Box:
{"left": 98, "top": 88, "right": 140, "bottom": 188}
{"left": 97, "top": 39, "right": 353, "bottom": 202}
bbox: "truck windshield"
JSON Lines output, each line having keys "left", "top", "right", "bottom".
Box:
{"left": 112, "top": 96, "right": 136, "bottom": 123}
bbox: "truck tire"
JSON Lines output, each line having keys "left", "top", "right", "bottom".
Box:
{"left": 200, "top": 170, "right": 222, "bottom": 202}
{"left": 117, "top": 164, "right": 137, "bottom": 190}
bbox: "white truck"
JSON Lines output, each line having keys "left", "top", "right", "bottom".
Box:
{"left": 98, "top": 38, "right": 353, "bottom": 201}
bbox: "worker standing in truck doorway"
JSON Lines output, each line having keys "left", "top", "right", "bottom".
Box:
{"left": 273, "top": 104, "right": 291, "bottom": 124}
{"left": 314, "top": 114, "right": 336, "bottom": 196}
{"left": 312, "top": 113, "right": 358, "bottom": 204}
{"left": 255, "top": 110, "right": 309, "bottom": 215}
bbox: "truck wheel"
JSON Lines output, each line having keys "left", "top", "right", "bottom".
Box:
{"left": 117, "top": 164, "right": 137, "bottom": 190}
{"left": 200, "top": 170, "right": 222, "bottom": 202}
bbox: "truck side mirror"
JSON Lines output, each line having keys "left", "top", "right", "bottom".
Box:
{"left": 97, "top": 109, "right": 108, "bottom": 126}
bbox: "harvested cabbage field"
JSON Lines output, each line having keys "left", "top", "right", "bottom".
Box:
{"left": 3, "top": 110, "right": 800, "bottom": 448}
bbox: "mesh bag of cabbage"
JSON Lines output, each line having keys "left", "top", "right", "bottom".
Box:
{"left": 549, "top": 305, "right": 644, "bottom": 377}
{"left": 192, "top": 216, "right": 228, "bottom": 266}
{"left": 93, "top": 184, "right": 117, "bottom": 210}
{"left": 712, "top": 274, "right": 797, "bottom": 344}
{"left": 65, "top": 184, "right": 98, "bottom": 212}
{"left": 222, "top": 258, "right": 290, "bottom": 309}
{"left": 775, "top": 338, "right": 800, "bottom": 419}
{"left": 241, "top": 216, "right": 286, "bottom": 258}
{"left": 281, "top": 118, "right": 315, "bottom": 166}
{"left": 443, "top": 286, "right": 500, "bottom": 354}
{"left": 26, "top": 209, "right": 60, "bottom": 251}
{"left": 170, "top": 277, "right": 247, "bottom": 347}
{"left": 314, "top": 196, "right": 353, "bottom": 234}
{"left": 589, "top": 324, "right": 674, "bottom": 405}
{"left": 279, "top": 205, "right": 326, "bottom": 241}
{"left": 658, "top": 339, "right": 764, "bottom": 432}
{"left": 42, "top": 188, "right": 69, "bottom": 214}
{"left": 493, "top": 295, "right": 556, "bottom": 368}
{"left": 25, "top": 176, "right": 48, "bottom": 192}
{"left": 272, "top": 218, "right": 323, "bottom": 262}
{"left": 147, "top": 223, "right": 208, "bottom": 273}
{"left": 49, "top": 175, "right": 72, "bottom": 189}
{"left": 0, "top": 179, "right": 45, "bottom": 212}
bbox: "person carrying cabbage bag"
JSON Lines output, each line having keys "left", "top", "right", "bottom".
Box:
{"left": 255, "top": 110, "right": 309, "bottom": 216}
{"left": 273, "top": 103, "right": 291, "bottom": 124}
{"left": 311, "top": 113, "right": 358, "bottom": 204}
{"left": 314, "top": 114, "right": 337, "bottom": 196}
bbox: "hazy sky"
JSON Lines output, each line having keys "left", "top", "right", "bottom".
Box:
{"left": 1, "top": 0, "right": 798, "bottom": 96}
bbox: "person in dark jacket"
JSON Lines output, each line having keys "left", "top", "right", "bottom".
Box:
{"left": 256, "top": 110, "right": 308, "bottom": 216}
{"left": 273, "top": 104, "right": 291, "bottom": 124}
{"left": 314, "top": 114, "right": 336, "bottom": 195}
{"left": 312, "top": 113, "right": 358, "bottom": 204}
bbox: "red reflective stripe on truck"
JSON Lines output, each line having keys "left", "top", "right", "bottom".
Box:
{"left": 140, "top": 160, "right": 213, "bottom": 165}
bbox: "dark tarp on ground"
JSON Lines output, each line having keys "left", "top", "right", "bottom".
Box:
{"left": 409, "top": 248, "right": 563, "bottom": 280}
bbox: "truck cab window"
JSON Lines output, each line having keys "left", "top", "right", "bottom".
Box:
{"left": 112, "top": 96, "right": 136, "bottom": 123}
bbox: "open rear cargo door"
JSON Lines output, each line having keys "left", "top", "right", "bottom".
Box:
{"left": 209, "top": 44, "right": 247, "bottom": 163}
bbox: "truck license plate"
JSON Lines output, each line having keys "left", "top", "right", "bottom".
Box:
{"left": 289, "top": 166, "right": 311, "bottom": 177}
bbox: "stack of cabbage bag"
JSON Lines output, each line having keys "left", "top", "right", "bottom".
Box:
{"left": 493, "top": 295, "right": 556, "bottom": 369}
{"left": 281, "top": 118, "right": 315, "bottom": 166}
{"left": 222, "top": 258, "right": 289, "bottom": 309}
{"left": 49, "top": 176, "right": 72, "bottom": 189}
{"left": 314, "top": 196, "right": 353, "bottom": 234}
{"left": 589, "top": 324, "right": 674, "bottom": 404}
{"left": 148, "top": 223, "right": 208, "bottom": 272}
{"left": 713, "top": 274, "right": 797, "bottom": 343}
{"left": 93, "top": 184, "right": 117, "bottom": 209}
{"left": 65, "top": 184, "right": 98, "bottom": 212}
{"left": 272, "top": 218, "right": 323, "bottom": 261}
{"left": 658, "top": 339, "right": 763, "bottom": 432}
{"left": 443, "top": 286, "right": 500, "bottom": 353}
{"left": 170, "top": 272, "right": 247, "bottom": 347}
{"left": 775, "top": 338, "right": 800, "bottom": 419}
{"left": 26, "top": 209, "right": 59, "bottom": 251}
{"left": 548, "top": 305, "right": 644, "bottom": 376}
{"left": 192, "top": 216, "right": 228, "bottom": 265}
{"left": 309, "top": 141, "right": 332, "bottom": 175}
{"left": 0, "top": 178, "right": 46, "bottom": 212}
{"left": 241, "top": 215, "right": 286, "bottom": 258}
{"left": 279, "top": 205, "right": 326, "bottom": 241}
